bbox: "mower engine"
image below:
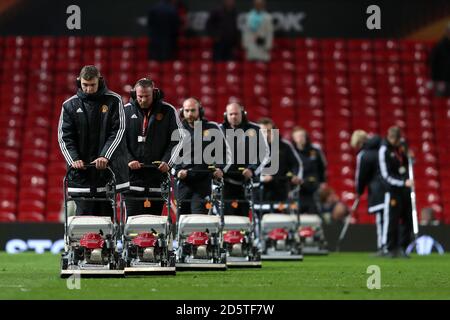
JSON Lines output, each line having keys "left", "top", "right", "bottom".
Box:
{"left": 299, "top": 226, "right": 316, "bottom": 244}
{"left": 130, "top": 232, "right": 161, "bottom": 262}
{"left": 268, "top": 228, "right": 289, "bottom": 251}
{"left": 223, "top": 230, "right": 247, "bottom": 257}
{"left": 183, "top": 231, "right": 211, "bottom": 259}
{"left": 79, "top": 232, "right": 106, "bottom": 264}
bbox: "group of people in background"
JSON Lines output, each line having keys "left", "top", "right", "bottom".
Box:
{"left": 147, "top": 0, "right": 274, "bottom": 62}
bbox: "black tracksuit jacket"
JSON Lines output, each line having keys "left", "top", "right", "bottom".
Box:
{"left": 219, "top": 120, "right": 270, "bottom": 185}
{"left": 378, "top": 139, "right": 410, "bottom": 191}
{"left": 294, "top": 143, "right": 327, "bottom": 194}
{"left": 174, "top": 118, "right": 231, "bottom": 182}
{"left": 58, "top": 84, "right": 129, "bottom": 193}
{"left": 124, "top": 98, "right": 184, "bottom": 189}
{"left": 261, "top": 139, "right": 303, "bottom": 200}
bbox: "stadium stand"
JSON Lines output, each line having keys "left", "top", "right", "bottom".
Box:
{"left": 0, "top": 36, "right": 448, "bottom": 224}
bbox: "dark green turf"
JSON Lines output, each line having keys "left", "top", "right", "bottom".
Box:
{"left": 0, "top": 252, "right": 449, "bottom": 299}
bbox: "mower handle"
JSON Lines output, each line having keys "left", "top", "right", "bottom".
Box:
{"left": 225, "top": 167, "right": 250, "bottom": 175}
{"left": 183, "top": 166, "right": 220, "bottom": 174}
{"left": 260, "top": 173, "right": 297, "bottom": 181}
{"left": 139, "top": 161, "right": 164, "bottom": 169}
{"left": 68, "top": 163, "right": 113, "bottom": 173}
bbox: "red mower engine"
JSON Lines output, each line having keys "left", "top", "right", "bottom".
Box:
{"left": 186, "top": 231, "right": 210, "bottom": 259}
{"left": 80, "top": 233, "right": 105, "bottom": 264}
{"left": 132, "top": 232, "right": 158, "bottom": 248}
{"left": 299, "top": 226, "right": 316, "bottom": 244}
{"left": 267, "top": 228, "right": 290, "bottom": 251}
{"left": 187, "top": 231, "right": 209, "bottom": 246}
{"left": 132, "top": 232, "right": 159, "bottom": 262}
{"left": 223, "top": 230, "right": 245, "bottom": 256}
{"left": 268, "top": 228, "right": 289, "bottom": 241}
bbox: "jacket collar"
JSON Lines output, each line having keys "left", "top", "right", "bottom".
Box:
{"left": 131, "top": 98, "right": 162, "bottom": 115}
{"left": 76, "top": 82, "right": 108, "bottom": 102}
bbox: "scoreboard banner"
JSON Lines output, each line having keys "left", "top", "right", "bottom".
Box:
{"left": 0, "top": 0, "right": 444, "bottom": 38}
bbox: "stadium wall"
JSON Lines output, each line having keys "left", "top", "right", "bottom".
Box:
{"left": 0, "top": 223, "right": 448, "bottom": 253}
{"left": 0, "top": 0, "right": 448, "bottom": 38}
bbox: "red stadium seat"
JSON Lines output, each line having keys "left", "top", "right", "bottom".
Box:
{"left": 0, "top": 212, "right": 16, "bottom": 222}
{"left": 17, "top": 211, "right": 45, "bottom": 222}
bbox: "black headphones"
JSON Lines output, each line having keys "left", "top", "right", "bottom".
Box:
{"left": 179, "top": 97, "right": 205, "bottom": 120}
{"left": 130, "top": 77, "right": 163, "bottom": 101}
{"left": 76, "top": 76, "right": 105, "bottom": 89}
{"left": 223, "top": 103, "right": 248, "bottom": 124}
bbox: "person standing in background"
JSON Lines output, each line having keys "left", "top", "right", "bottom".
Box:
{"left": 429, "top": 22, "right": 450, "bottom": 97}
{"left": 242, "top": 0, "right": 274, "bottom": 62}
{"left": 147, "top": 0, "right": 181, "bottom": 61}
{"left": 206, "top": 0, "right": 240, "bottom": 61}
{"left": 291, "top": 126, "right": 327, "bottom": 214}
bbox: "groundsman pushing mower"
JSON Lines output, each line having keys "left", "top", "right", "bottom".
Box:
{"left": 222, "top": 169, "right": 262, "bottom": 268}
{"left": 256, "top": 174, "right": 304, "bottom": 261}
{"left": 298, "top": 214, "right": 329, "bottom": 255}
{"left": 120, "top": 162, "right": 176, "bottom": 275}
{"left": 175, "top": 167, "right": 227, "bottom": 270}
{"left": 60, "top": 165, "right": 125, "bottom": 278}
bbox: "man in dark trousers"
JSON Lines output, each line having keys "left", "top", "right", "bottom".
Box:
{"left": 220, "top": 103, "right": 270, "bottom": 216}
{"left": 351, "top": 129, "right": 385, "bottom": 254}
{"left": 291, "top": 126, "right": 327, "bottom": 214}
{"left": 430, "top": 23, "right": 450, "bottom": 96}
{"left": 124, "top": 78, "right": 184, "bottom": 216}
{"left": 174, "top": 97, "right": 230, "bottom": 215}
{"left": 147, "top": 0, "right": 180, "bottom": 61}
{"left": 206, "top": 0, "right": 239, "bottom": 61}
{"left": 378, "top": 126, "right": 414, "bottom": 258}
{"left": 58, "top": 65, "right": 129, "bottom": 216}
{"left": 257, "top": 118, "right": 302, "bottom": 207}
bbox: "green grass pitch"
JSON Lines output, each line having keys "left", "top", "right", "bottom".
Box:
{"left": 1, "top": 252, "right": 449, "bottom": 300}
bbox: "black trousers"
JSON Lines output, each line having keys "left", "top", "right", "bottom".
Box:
{"left": 299, "top": 191, "right": 320, "bottom": 214}
{"left": 223, "top": 182, "right": 249, "bottom": 217}
{"left": 175, "top": 179, "right": 211, "bottom": 215}
{"left": 261, "top": 182, "right": 289, "bottom": 202}
{"left": 123, "top": 191, "right": 164, "bottom": 217}
{"left": 254, "top": 183, "right": 289, "bottom": 214}
{"left": 385, "top": 188, "right": 413, "bottom": 252}
{"left": 74, "top": 198, "right": 114, "bottom": 217}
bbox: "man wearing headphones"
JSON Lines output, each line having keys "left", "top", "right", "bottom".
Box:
{"left": 174, "top": 97, "right": 230, "bottom": 215}
{"left": 291, "top": 126, "right": 327, "bottom": 214}
{"left": 220, "top": 102, "right": 270, "bottom": 216}
{"left": 123, "top": 78, "right": 184, "bottom": 216}
{"left": 58, "top": 65, "right": 129, "bottom": 216}
{"left": 257, "top": 118, "right": 302, "bottom": 205}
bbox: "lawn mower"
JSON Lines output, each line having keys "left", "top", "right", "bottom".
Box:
{"left": 120, "top": 162, "right": 176, "bottom": 275}
{"left": 60, "top": 165, "right": 124, "bottom": 278}
{"left": 175, "top": 167, "right": 227, "bottom": 270}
